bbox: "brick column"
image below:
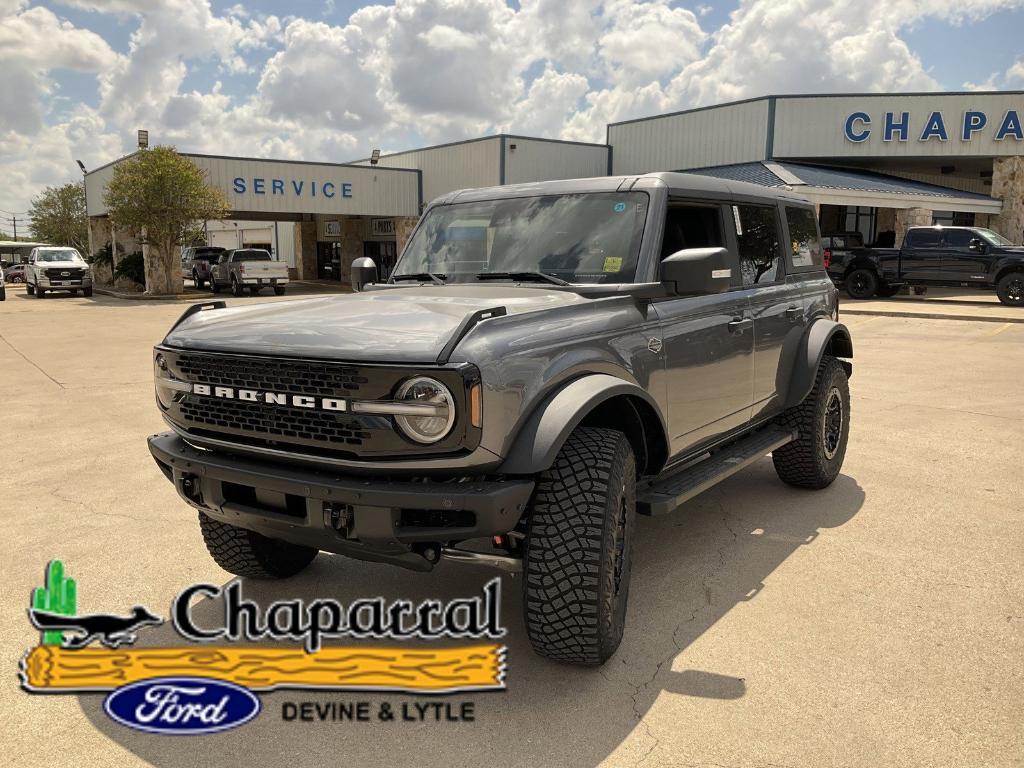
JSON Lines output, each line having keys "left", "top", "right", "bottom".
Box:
{"left": 990, "top": 157, "right": 1024, "bottom": 243}
{"left": 895, "top": 207, "right": 933, "bottom": 247}
{"left": 293, "top": 221, "right": 317, "bottom": 279}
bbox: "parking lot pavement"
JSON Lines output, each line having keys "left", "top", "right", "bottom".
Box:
{"left": 1, "top": 293, "right": 1022, "bottom": 768}
{"left": 840, "top": 287, "right": 1024, "bottom": 323}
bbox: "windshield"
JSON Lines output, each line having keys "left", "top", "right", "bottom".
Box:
{"left": 394, "top": 192, "right": 650, "bottom": 284}
{"left": 35, "top": 249, "right": 83, "bottom": 263}
{"left": 976, "top": 228, "right": 1014, "bottom": 246}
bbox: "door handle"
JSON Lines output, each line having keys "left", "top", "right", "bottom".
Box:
{"left": 727, "top": 317, "right": 753, "bottom": 334}
{"left": 785, "top": 305, "right": 803, "bottom": 321}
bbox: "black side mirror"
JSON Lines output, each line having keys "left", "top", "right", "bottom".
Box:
{"left": 968, "top": 238, "right": 985, "bottom": 252}
{"left": 351, "top": 257, "right": 378, "bottom": 292}
{"left": 660, "top": 247, "right": 733, "bottom": 296}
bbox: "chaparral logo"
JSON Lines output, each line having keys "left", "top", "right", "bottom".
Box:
{"left": 194, "top": 383, "right": 348, "bottom": 412}
{"left": 104, "top": 677, "right": 261, "bottom": 735}
{"left": 21, "top": 561, "right": 507, "bottom": 735}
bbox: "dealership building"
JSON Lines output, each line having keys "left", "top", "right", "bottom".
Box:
{"left": 84, "top": 90, "right": 1023, "bottom": 283}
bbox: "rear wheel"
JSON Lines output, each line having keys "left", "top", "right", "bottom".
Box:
{"left": 773, "top": 355, "right": 850, "bottom": 489}
{"left": 996, "top": 271, "right": 1024, "bottom": 307}
{"left": 210, "top": 280, "right": 221, "bottom": 294}
{"left": 523, "top": 426, "right": 636, "bottom": 665}
{"left": 876, "top": 283, "right": 900, "bottom": 298}
{"left": 193, "top": 270, "right": 204, "bottom": 289}
{"left": 274, "top": 286, "right": 286, "bottom": 296}
{"left": 845, "top": 268, "right": 878, "bottom": 299}
{"left": 198, "top": 513, "right": 318, "bottom": 579}
{"left": 231, "top": 276, "right": 244, "bottom": 297}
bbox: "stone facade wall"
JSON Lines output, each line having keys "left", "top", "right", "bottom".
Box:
{"left": 294, "top": 221, "right": 317, "bottom": 279}
{"left": 990, "top": 157, "right": 1024, "bottom": 243}
{"left": 394, "top": 216, "right": 419, "bottom": 254}
{"left": 339, "top": 218, "right": 365, "bottom": 283}
{"left": 895, "top": 207, "right": 933, "bottom": 247}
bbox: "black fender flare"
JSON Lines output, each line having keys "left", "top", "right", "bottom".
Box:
{"left": 496, "top": 374, "right": 669, "bottom": 475}
{"left": 783, "top": 319, "right": 853, "bottom": 409}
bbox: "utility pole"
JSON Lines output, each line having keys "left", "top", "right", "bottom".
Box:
{"left": 12, "top": 216, "right": 16, "bottom": 241}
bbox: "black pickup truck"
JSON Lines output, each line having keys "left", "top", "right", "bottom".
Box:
{"left": 824, "top": 226, "right": 1024, "bottom": 306}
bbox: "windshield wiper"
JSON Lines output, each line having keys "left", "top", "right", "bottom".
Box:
{"left": 476, "top": 271, "right": 569, "bottom": 286}
{"left": 392, "top": 272, "right": 446, "bottom": 285}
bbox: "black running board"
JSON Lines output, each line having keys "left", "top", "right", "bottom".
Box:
{"left": 637, "top": 426, "right": 797, "bottom": 516}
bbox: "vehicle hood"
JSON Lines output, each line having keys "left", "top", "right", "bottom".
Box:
{"left": 162, "top": 285, "right": 590, "bottom": 363}
{"left": 996, "top": 246, "right": 1024, "bottom": 254}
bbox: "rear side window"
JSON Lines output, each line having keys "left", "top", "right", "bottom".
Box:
{"left": 784, "top": 207, "right": 823, "bottom": 269}
{"left": 733, "top": 205, "right": 781, "bottom": 285}
{"left": 907, "top": 229, "right": 941, "bottom": 247}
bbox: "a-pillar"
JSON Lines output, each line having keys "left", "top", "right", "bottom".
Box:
{"left": 293, "top": 220, "right": 317, "bottom": 280}
{"left": 895, "top": 207, "right": 933, "bottom": 247}
{"left": 990, "top": 157, "right": 1024, "bottom": 243}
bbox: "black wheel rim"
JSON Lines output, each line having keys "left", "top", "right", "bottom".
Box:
{"left": 1007, "top": 278, "right": 1023, "bottom": 303}
{"left": 849, "top": 273, "right": 870, "bottom": 297}
{"left": 612, "top": 484, "right": 627, "bottom": 595}
{"left": 822, "top": 387, "right": 843, "bottom": 460}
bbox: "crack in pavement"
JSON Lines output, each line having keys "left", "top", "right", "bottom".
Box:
{"left": 0, "top": 332, "right": 65, "bottom": 389}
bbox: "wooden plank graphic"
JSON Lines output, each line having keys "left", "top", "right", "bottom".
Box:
{"left": 21, "top": 644, "right": 505, "bottom": 693}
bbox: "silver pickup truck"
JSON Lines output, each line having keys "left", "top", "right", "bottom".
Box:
{"left": 209, "top": 249, "right": 289, "bottom": 296}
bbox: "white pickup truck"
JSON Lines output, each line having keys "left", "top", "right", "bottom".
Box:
{"left": 209, "top": 249, "right": 289, "bottom": 296}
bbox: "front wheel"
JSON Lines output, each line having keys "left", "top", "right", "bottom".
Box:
{"left": 26, "top": 282, "right": 34, "bottom": 295}
{"left": 773, "top": 355, "right": 850, "bottom": 489}
{"left": 198, "top": 513, "right": 318, "bottom": 578}
{"left": 274, "top": 286, "right": 286, "bottom": 296}
{"left": 210, "top": 280, "right": 221, "bottom": 294}
{"left": 996, "top": 271, "right": 1024, "bottom": 307}
{"left": 35, "top": 286, "right": 45, "bottom": 298}
{"left": 83, "top": 287, "right": 93, "bottom": 297}
{"left": 193, "top": 271, "right": 204, "bottom": 289}
{"left": 845, "top": 268, "right": 878, "bottom": 299}
{"left": 523, "top": 426, "right": 636, "bottom": 665}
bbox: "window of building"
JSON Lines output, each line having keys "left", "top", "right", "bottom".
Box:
{"left": 933, "top": 210, "right": 976, "bottom": 227}
{"left": 784, "top": 206, "right": 823, "bottom": 269}
{"left": 842, "top": 206, "right": 877, "bottom": 244}
{"left": 660, "top": 205, "right": 724, "bottom": 259}
{"left": 733, "top": 205, "right": 781, "bottom": 285}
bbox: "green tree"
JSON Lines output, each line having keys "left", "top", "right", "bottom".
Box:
{"left": 103, "top": 146, "right": 229, "bottom": 295}
{"left": 28, "top": 182, "right": 88, "bottom": 253}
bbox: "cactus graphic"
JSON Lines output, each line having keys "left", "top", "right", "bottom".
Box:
{"left": 32, "top": 560, "right": 76, "bottom": 645}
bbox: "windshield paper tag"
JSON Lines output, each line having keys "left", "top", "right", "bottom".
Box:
{"left": 732, "top": 205, "right": 743, "bottom": 236}
{"left": 603, "top": 257, "right": 623, "bottom": 272}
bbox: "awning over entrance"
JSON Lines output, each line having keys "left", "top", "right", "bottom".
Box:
{"left": 690, "top": 161, "right": 1002, "bottom": 215}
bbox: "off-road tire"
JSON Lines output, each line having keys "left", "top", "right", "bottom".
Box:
{"left": 274, "top": 286, "right": 286, "bottom": 296}
{"left": 996, "top": 271, "right": 1024, "bottom": 307}
{"left": 845, "top": 268, "right": 878, "bottom": 299}
{"left": 231, "top": 276, "right": 244, "bottom": 297}
{"left": 198, "top": 512, "right": 318, "bottom": 579}
{"left": 773, "top": 355, "right": 850, "bottom": 489}
{"left": 523, "top": 426, "right": 636, "bottom": 665}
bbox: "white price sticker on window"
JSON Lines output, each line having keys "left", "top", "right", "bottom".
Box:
{"left": 732, "top": 205, "right": 743, "bottom": 236}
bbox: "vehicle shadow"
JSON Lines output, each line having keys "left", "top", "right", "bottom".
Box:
{"left": 77, "top": 460, "right": 864, "bottom": 767}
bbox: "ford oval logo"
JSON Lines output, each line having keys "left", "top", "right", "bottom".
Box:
{"left": 103, "top": 676, "right": 261, "bottom": 735}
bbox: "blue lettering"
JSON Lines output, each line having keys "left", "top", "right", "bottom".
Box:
{"left": 844, "top": 112, "right": 870, "bottom": 143}
{"left": 342, "top": 182, "right": 353, "bottom": 198}
{"left": 232, "top": 177, "right": 246, "bottom": 194}
{"left": 253, "top": 178, "right": 265, "bottom": 195}
{"left": 323, "top": 182, "right": 335, "bottom": 198}
{"left": 883, "top": 111, "right": 909, "bottom": 142}
{"left": 919, "top": 111, "right": 948, "bottom": 141}
{"left": 962, "top": 111, "right": 987, "bottom": 141}
{"left": 272, "top": 179, "right": 284, "bottom": 195}
{"left": 311, "top": 181, "right": 316, "bottom": 197}
{"left": 291, "top": 180, "right": 304, "bottom": 195}
{"left": 995, "top": 110, "right": 1024, "bottom": 141}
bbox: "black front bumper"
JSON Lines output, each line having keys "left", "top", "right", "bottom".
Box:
{"left": 148, "top": 432, "right": 534, "bottom": 572}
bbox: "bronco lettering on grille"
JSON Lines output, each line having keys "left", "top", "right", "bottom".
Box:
{"left": 193, "top": 383, "right": 347, "bottom": 412}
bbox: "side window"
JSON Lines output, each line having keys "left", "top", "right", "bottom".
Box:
{"left": 660, "top": 205, "right": 724, "bottom": 259}
{"left": 943, "top": 229, "right": 974, "bottom": 247}
{"left": 907, "top": 229, "right": 940, "bottom": 248}
{"left": 733, "top": 205, "right": 781, "bottom": 285}
{"left": 784, "top": 206, "right": 823, "bottom": 269}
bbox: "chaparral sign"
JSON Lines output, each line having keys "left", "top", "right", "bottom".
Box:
{"left": 844, "top": 109, "right": 1024, "bottom": 143}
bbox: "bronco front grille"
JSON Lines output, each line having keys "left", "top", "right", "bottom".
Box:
{"left": 160, "top": 349, "right": 478, "bottom": 461}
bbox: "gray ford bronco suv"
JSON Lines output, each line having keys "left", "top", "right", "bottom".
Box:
{"left": 148, "top": 172, "right": 852, "bottom": 665}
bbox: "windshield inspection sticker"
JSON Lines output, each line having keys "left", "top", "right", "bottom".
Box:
{"left": 613, "top": 201, "right": 627, "bottom": 212}
{"left": 20, "top": 560, "right": 507, "bottom": 734}
{"left": 603, "top": 256, "right": 623, "bottom": 272}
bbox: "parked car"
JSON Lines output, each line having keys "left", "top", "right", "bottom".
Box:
{"left": 25, "top": 247, "right": 93, "bottom": 298}
{"left": 0, "top": 264, "right": 5, "bottom": 301}
{"left": 180, "top": 246, "right": 225, "bottom": 289}
{"left": 209, "top": 248, "right": 289, "bottom": 296}
{"left": 149, "top": 172, "right": 852, "bottom": 666}
{"left": 826, "top": 226, "right": 1024, "bottom": 305}
{"left": 4, "top": 263, "right": 27, "bottom": 283}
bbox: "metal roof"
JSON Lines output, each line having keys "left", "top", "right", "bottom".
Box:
{"left": 689, "top": 161, "right": 995, "bottom": 202}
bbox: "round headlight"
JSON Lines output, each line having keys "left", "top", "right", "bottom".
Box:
{"left": 394, "top": 377, "right": 455, "bottom": 444}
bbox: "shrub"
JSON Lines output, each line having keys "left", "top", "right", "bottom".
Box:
{"left": 113, "top": 251, "right": 145, "bottom": 286}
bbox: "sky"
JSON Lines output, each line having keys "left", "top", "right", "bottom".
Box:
{"left": 1, "top": 0, "right": 1024, "bottom": 229}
